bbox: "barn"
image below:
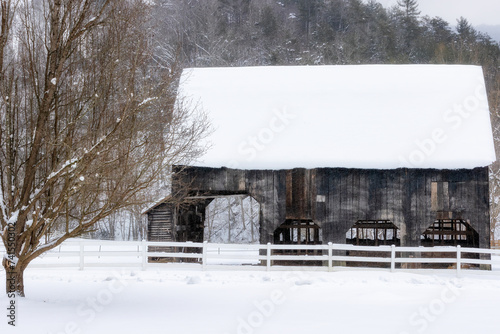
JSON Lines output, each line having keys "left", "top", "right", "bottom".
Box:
{"left": 145, "top": 65, "right": 496, "bottom": 260}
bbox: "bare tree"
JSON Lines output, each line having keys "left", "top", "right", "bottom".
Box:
{"left": 0, "top": 0, "right": 209, "bottom": 296}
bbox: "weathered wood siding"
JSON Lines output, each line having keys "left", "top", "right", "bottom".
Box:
{"left": 286, "top": 169, "right": 316, "bottom": 220}
{"left": 147, "top": 203, "right": 174, "bottom": 242}
{"left": 171, "top": 166, "right": 490, "bottom": 248}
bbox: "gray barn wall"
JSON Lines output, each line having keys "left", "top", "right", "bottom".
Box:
{"left": 170, "top": 166, "right": 490, "bottom": 248}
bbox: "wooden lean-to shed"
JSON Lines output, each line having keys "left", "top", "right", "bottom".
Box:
{"left": 145, "top": 65, "right": 496, "bottom": 263}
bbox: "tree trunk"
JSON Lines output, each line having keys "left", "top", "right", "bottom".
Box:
{"left": 3, "top": 260, "right": 26, "bottom": 297}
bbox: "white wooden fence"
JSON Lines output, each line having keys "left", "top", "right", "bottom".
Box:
{"left": 2, "top": 240, "right": 500, "bottom": 276}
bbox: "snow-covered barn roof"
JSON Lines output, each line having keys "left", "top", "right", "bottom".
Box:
{"left": 178, "top": 65, "right": 496, "bottom": 170}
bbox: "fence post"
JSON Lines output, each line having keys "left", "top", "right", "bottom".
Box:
{"left": 266, "top": 243, "right": 271, "bottom": 271}
{"left": 328, "top": 242, "right": 333, "bottom": 272}
{"left": 142, "top": 240, "right": 147, "bottom": 271}
{"left": 456, "top": 245, "right": 461, "bottom": 278}
{"left": 79, "top": 241, "right": 84, "bottom": 271}
{"left": 390, "top": 244, "right": 396, "bottom": 272}
{"left": 202, "top": 241, "right": 208, "bottom": 270}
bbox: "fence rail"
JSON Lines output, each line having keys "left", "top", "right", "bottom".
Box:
{"left": 1, "top": 240, "right": 500, "bottom": 276}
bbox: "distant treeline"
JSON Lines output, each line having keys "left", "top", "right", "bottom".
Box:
{"left": 153, "top": 1, "right": 497, "bottom": 75}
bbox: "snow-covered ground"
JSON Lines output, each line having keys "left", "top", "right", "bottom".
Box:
{"left": 2, "top": 266, "right": 500, "bottom": 334}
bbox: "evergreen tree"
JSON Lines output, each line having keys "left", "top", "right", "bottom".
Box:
{"left": 397, "top": 0, "right": 420, "bottom": 18}
{"left": 296, "top": 0, "right": 323, "bottom": 45}
{"left": 395, "top": 0, "right": 422, "bottom": 61}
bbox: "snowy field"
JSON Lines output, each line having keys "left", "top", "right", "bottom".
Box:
{"left": 2, "top": 265, "right": 500, "bottom": 334}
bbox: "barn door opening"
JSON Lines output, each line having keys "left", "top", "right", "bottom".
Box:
{"left": 420, "top": 219, "right": 480, "bottom": 269}
{"left": 420, "top": 219, "right": 479, "bottom": 247}
{"left": 274, "top": 219, "right": 321, "bottom": 245}
{"left": 346, "top": 220, "right": 400, "bottom": 246}
{"left": 204, "top": 195, "right": 260, "bottom": 244}
{"left": 345, "top": 220, "right": 400, "bottom": 268}
{"left": 272, "top": 219, "right": 322, "bottom": 266}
